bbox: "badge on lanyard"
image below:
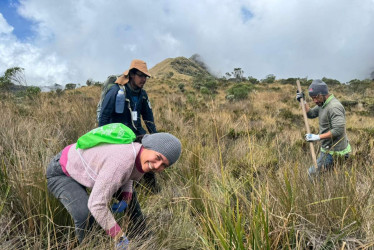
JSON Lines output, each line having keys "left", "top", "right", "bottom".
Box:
{"left": 132, "top": 111, "right": 138, "bottom": 121}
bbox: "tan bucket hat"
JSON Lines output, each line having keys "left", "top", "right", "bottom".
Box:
{"left": 115, "top": 59, "right": 151, "bottom": 85}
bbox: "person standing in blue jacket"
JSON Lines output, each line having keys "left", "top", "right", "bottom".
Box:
{"left": 99, "top": 59, "right": 157, "bottom": 135}
{"left": 98, "top": 59, "right": 159, "bottom": 236}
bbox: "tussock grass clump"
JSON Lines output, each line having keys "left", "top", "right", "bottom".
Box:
{"left": 1, "top": 81, "right": 374, "bottom": 249}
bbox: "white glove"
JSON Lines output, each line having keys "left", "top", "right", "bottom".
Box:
{"left": 296, "top": 91, "right": 305, "bottom": 102}
{"left": 305, "top": 134, "right": 320, "bottom": 142}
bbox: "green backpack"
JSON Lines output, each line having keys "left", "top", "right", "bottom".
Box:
{"left": 96, "top": 75, "right": 126, "bottom": 122}
{"left": 76, "top": 123, "right": 136, "bottom": 149}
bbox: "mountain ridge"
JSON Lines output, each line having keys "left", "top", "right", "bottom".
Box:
{"left": 150, "top": 56, "right": 212, "bottom": 80}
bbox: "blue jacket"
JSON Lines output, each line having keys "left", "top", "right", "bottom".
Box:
{"left": 98, "top": 84, "right": 157, "bottom": 136}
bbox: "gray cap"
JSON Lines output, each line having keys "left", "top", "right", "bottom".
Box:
{"left": 142, "top": 133, "right": 182, "bottom": 166}
{"left": 308, "top": 79, "right": 328, "bottom": 96}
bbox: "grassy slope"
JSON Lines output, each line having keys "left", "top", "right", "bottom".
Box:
{"left": 149, "top": 56, "right": 211, "bottom": 81}
{"left": 0, "top": 78, "right": 374, "bottom": 249}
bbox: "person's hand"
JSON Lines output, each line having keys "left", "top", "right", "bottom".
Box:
{"left": 111, "top": 200, "right": 128, "bottom": 213}
{"left": 116, "top": 235, "right": 129, "bottom": 250}
{"left": 305, "top": 134, "right": 320, "bottom": 142}
{"left": 296, "top": 91, "right": 305, "bottom": 102}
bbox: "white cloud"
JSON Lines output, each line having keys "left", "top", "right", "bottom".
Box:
{"left": 0, "top": 13, "right": 13, "bottom": 34}
{"left": 0, "top": 0, "right": 373, "bottom": 86}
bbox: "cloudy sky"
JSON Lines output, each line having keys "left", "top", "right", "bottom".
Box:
{"left": 0, "top": 0, "right": 373, "bottom": 86}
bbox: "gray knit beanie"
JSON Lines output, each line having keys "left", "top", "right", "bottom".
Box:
{"left": 308, "top": 79, "right": 328, "bottom": 96}
{"left": 142, "top": 133, "right": 182, "bottom": 166}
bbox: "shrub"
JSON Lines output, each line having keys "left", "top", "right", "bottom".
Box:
{"left": 0, "top": 76, "right": 12, "bottom": 90}
{"left": 192, "top": 75, "right": 218, "bottom": 93}
{"left": 261, "top": 74, "right": 276, "bottom": 84}
{"left": 55, "top": 88, "right": 63, "bottom": 96}
{"left": 248, "top": 76, "right": 259, "bottom": 84}
{"left": 341, "top": 100, "right": 358, "bottom": 108}
{"left": 204, "top": 78, "right": 217, "bottom": 92}
{"left": 178, "top": 83, "right": 185, "bottom": 93}
{"left": 348, "top": 79, "right": 373, "bottom": 94}
{"left": 225, "top": 94, "right": 235, "bottom": 102}
{"left": 280, "top": 78, "right": 298, "bottom": 85}
{"left": 200, "top": 86, "right": 210, "bottom": 95}
{"left": 25, "top": 86, "right": 41, "bottom": 99}
{"left": 322, "top": 77, "right": 341, "bottom": 85}
{"left": 227, "top": 83, "right": 252, "bottom": 100}
{"left": 65, "top": 83, "right": 76, "bottom": 90}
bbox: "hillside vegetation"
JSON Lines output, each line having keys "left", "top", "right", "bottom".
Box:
{"left": 150, "top": 56, "right": 212, "bottom": 80}
{"left": 0, "top": 70, "right": 374, "bottom": 249}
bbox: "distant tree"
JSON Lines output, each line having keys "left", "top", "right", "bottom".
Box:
{"left": 0, "top": 67, "right": 27, "bottom": 90}
{"left": 86, "top": 78, "right": 93, "bottom": 86}
{"left": 5, "top": 67, "right": 27, "bottom": 86}
{"left": 225, "top": 72, "right": 232, "bottom": 78}
{"left": 232, "top": 68, "right": 244, "bottom": 80}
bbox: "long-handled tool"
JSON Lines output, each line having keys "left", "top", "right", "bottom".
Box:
{"left": 296, "top": 80, "right": 318, "bottom": 170}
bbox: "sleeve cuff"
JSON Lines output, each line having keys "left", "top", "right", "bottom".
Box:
{"left": 106, "top": 224, "right": 122, "bottom": 238}
{"left": 121, "top": 192, "right": 132, "bottom": 201}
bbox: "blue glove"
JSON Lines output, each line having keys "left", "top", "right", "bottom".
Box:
{"left": 305, "top": 133, "right": 320, "bottom": 142}
{"left": 116, "top": 235, "right": 129, "bottom": 250}
{"left": 111, "top": 200, "right": 128, "bottom": 213}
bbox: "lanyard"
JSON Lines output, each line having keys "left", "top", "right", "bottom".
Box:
{"left": 130, "top": 94, "right": 142, "bottom": 111}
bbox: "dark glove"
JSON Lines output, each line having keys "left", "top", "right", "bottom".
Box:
{"left": 111, "top": 201, "right": 128, "bottom": 213}
{"left": 296, "top": 91, "right": 305, "bottom": 102}
{"left": 116, "top": 235, "right": 129, "bottom": 250}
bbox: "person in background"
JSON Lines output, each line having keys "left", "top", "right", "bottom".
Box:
{"left": 99, "top": 59, "right": 156, "bottom": 136}
{"left": 98, "top": 59, "right": 160, "bottom": 232}
{"left": 296, "top": 79, "right": 351, "bottom": 179}
{"left": 46, "top": 133, "right": 182, "bottom": 248}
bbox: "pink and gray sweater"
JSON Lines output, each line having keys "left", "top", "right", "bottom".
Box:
{"left": 59, "top": 142, "right": 144, "bottom": 237}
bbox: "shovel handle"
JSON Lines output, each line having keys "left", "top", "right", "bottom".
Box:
{"left": 296, "top": 80, "right": 318, "bottom": 170}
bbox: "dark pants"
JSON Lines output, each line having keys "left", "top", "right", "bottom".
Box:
{"left": 308, "top": 152, "right": 349, "bottom": 180}
{"left": 46, "top": 152, "right": 144, "bottom": 243}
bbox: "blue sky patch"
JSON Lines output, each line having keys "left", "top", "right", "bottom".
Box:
{"left": 241, "top": 6, "right": 253, "bottom": 23}
{"left": 0, "top": 0, "right": 36, "bottom": 41}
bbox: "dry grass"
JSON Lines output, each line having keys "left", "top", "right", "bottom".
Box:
{"left": 0, "top": 80, "right": 374, "bottom": 249}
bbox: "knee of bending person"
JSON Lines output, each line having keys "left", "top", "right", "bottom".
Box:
{"left": 72, "top": 206, "right": 91, "bottom": 226}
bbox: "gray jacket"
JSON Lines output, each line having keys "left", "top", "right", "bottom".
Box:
{"left": 307, "top": 94, "right": 351, "bottom": 154}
